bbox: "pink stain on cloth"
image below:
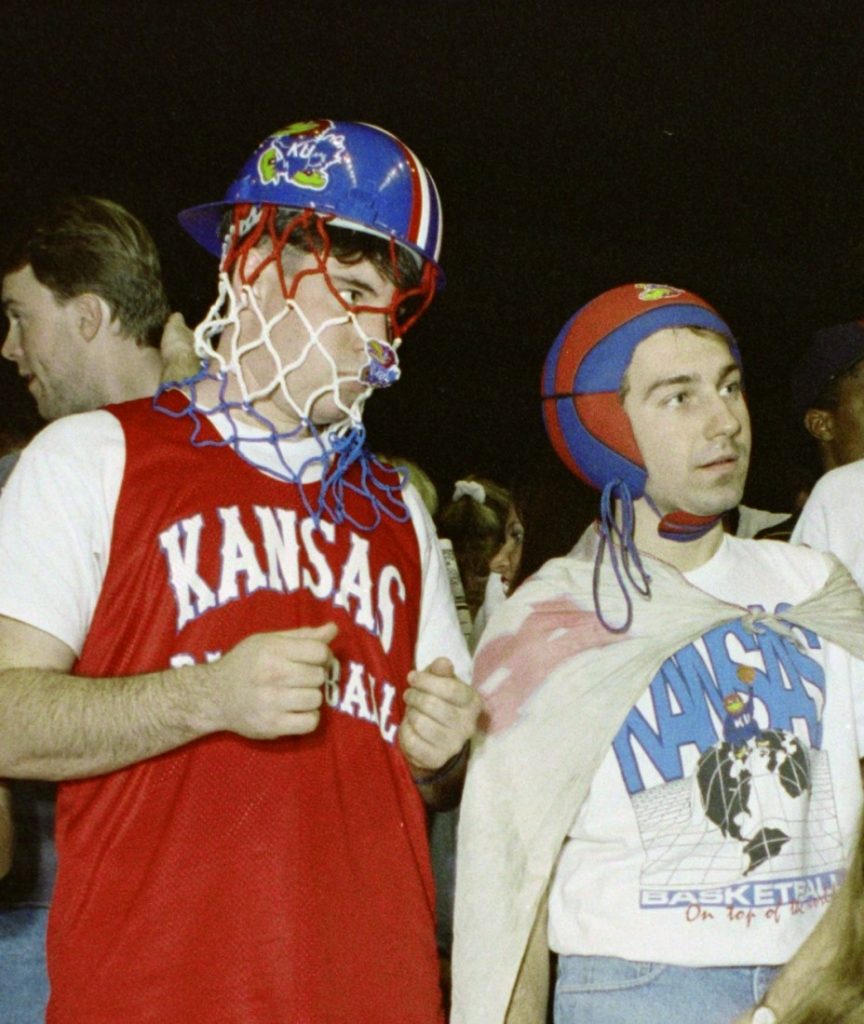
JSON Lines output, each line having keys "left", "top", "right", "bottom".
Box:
{"left": 474, "top": 596, "right": 624, "bottom": 735}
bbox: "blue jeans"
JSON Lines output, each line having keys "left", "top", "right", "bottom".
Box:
{"left": 0, "top": 907, "right": 50, "bottom": 1024}
{"left": 554, "top": 954, "right": 779, "bottom": 1024}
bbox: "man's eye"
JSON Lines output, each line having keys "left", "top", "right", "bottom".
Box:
{"left": 665, "top": 392, "right": 687, "bottom": 407}
{"left": 722, "top": 380, "right": 742, "bottom": 396}
{"left": 338, "top": 288, "right": 363, "bottom": 306}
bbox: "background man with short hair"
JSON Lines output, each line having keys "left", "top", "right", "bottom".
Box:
{"left": 1, "top": 195, "right": 171, "bottom": 421}
{"left": 0, "top": 194, "right": 192, "bottom": 1024}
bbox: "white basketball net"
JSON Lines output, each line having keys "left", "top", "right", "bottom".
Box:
{"left": 156, "top": 206, "right": 436, "bottom": 530}
{"left": 192, "top": 264, "right": 400, "bottom": 435}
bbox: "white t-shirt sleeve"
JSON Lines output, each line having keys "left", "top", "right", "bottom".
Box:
{"left": 403, "top": 484, "right": 472, "bottom": 682}
{"left": 792, "top": 464, "right": 864, "bottom": 591}
{"left": 791, "top": 467, "right": 864, "bottom": 749}
{"left": 0, "top": 411, "right": 124, "bottom": 656}
{"left": 791, "top": 481, "right": 831, "bottom": 550}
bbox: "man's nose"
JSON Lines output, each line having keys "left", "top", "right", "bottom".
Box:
{"left": 705, "top": 395, "right": 741, "bottom": 437}
{"left": 1, "top": 327, "right": 20, "bottom": 363}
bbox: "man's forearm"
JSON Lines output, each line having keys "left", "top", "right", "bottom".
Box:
{"left": 0, "top": 624, "right": 338, "bottom": 782}
{"left": 0, "top": 664, "right": 216, "bottom": 780}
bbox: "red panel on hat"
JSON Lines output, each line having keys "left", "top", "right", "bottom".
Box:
{"left": 575, "top": 392, "right": 644, "bottom": 468}
{"left": 551, "top": 284, "right": 717, "bottom": 392}
{"left": 542, "top": 399, "right": 594, "bottom": 487}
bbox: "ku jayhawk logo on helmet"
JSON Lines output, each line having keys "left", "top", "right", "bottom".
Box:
{"left": 636, "top": 283, "right": 685, "bottom": 302}
{"left": 257, "top": 120, "right": 347, "bottom": 192}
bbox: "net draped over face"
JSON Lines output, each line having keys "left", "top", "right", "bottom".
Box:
{"left": 155, "top": 207, "right": 436, "bottom": 531}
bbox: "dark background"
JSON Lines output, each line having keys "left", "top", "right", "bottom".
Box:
{"left": 2, "top": 0, "right": 863, "bottom": 510}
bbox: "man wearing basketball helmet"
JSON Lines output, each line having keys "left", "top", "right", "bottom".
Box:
{"left": 0, "top": 121, "right": 479, "bottom": 1024}
{"left": 451, "top": 284, "right": 864, "bottom": 1024}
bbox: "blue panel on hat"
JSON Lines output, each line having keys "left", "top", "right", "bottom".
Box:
{"left": 541, "top": 309, "right": 580, "bottom": 396}
{"left": 546, "top": 394, "right": 647, "bottom": 495}
{"left": 576, "top": 306, "right": 737, "bottom": 393}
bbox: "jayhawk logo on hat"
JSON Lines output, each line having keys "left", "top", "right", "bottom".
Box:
{"left": 636, "top": 283, "right": 685, "bottom": 302}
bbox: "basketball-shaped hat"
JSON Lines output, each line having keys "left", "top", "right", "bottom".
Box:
{"left": 541, "top": 283, "right": 740, "bottom": 497}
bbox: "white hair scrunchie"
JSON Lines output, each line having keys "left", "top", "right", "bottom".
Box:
{"left": 452, "top": 479, "right": 486, "bottom": 505}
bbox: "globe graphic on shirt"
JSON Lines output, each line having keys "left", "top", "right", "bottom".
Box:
{"left": 696, "top": 684, "right": 812, "bottom": 876}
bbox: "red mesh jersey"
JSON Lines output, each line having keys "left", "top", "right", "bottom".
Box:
{"left": 47, "top": 398, "right": 441, "bottom": 1023}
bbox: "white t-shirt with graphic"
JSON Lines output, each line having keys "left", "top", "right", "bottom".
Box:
{"left": 549, "top": 535, "right": 864, "bottom": 966}
{"left": 792, "top": 460, "right": 864, "bottom": 590}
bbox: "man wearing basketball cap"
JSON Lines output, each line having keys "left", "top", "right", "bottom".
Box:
{"left": 0, "top": 121, "right": 479, "bottom": 1023}
{"left": 452, "top": 284, "right": 864, "bottom": 1024}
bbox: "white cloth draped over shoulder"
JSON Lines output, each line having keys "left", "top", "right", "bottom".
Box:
{"left": 451, "top": 530, "right": 864, "bottom": 1024}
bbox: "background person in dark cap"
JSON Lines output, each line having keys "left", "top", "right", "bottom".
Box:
{"left": 753, "top": 320, "right": 864, "bottom": 542}
{"left": 790, "top": 320, "right": 864, "bottom": 590}
{"left": 790, "top": 320, "right": 864, "bottom": 479}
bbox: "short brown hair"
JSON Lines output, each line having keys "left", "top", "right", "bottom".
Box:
{"left": 1, "top": 196, "right": 170, "bottom": 347}
{"left": 220, "top": 206, "right": 423, "bottom": 291}
{"left": 219, "top": 205, "right": 430, "bottom": 334}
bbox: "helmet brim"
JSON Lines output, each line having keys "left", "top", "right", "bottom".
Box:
{"left": 177, "top": 200, "right": 446, "bottom": 290}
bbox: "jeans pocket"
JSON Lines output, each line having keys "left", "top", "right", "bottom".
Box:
{"left": 556, "top": 954, "right": 667, "bottom": 994}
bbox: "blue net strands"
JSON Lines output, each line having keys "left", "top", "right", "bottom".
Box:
{"left": 159, "top": 218, "right": 416, "bottom": 535}
{"left": 153, "top": 367, "right": 410, "bottom": 534}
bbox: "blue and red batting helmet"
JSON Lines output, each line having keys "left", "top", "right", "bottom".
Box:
{"left": 541, "top": 283, "right": 740, "bottom": 497}
{"left": 178, "top": 119, "right": 444, "bottom": 285}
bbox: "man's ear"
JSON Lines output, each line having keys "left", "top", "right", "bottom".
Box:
{"left": 803, "top": 407, "right": 835, "bottom": 442}
{"left": 72, "top": 293, "right": 108, "bottom": 343}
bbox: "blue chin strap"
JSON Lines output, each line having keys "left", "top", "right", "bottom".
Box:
{"left": 594, "top": 479, "right": 653, "bottom": 633}
{"left": 593, "top": 480, "right": 726, "bottom": 634}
